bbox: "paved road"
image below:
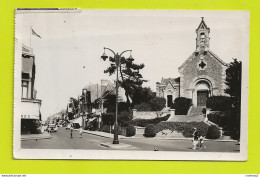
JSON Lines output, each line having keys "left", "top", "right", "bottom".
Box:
{"left": 21, "top": 127, "right": 240, "bottom": 152}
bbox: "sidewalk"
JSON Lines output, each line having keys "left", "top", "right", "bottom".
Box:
{"left": 82, "top": 130, "right": 237, "bottom": 142}
{"left": 21, "top": 131, "right": 52, "bottom": 141}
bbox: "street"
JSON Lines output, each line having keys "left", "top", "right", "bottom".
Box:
{"left": 21, "top": 127, "right": 240, "bottom": 152}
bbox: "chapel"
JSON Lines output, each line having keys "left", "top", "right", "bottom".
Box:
{"left": 156, "top": 17, "right": 227, "bottom": 107}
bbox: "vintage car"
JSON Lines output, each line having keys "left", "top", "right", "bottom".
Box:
{"left": 48, "top": 124, "right": 58, "bottom": 132}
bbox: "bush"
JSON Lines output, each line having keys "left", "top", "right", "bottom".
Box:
{"left": 206, "top": 124, "right": 221, "bottom": 139}
{"left": 207, "top": 112, "right": 228, "bottom": 128}
{"left": 118, "top": 111, "right": 133, "bottom": 127}
{"left": 133, "top": 103, "right": 151, "bottom": 111}
{"left": 129, "top": 114, "right": 170, "bottom": 127}
{"left": 144, "top": 124, "right": 157, "bottom": 137}
{"left": 118, "top": 102, "right": 129, "bottom": 113}
{"left": 171, "top": 97, "right": 192, "bottom": 115}
{"left": 126, "top": 124, "right": 136, "bottom": 137}
{"left": 155, "top": 121, "right": 209, "bottom": 137}
{"left": 206, "top": 96, "right": 231, "bottom": 111}
{"left": 101, "top": 113, "right": 115, "bottom": 125}
{"left": 148, "top": 97, "right": 166, "bottom": 111}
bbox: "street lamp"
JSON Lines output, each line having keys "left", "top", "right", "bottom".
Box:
{"left": 101, "top": 47, "right": 132, "bottom": 144}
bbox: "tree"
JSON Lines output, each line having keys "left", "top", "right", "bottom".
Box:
{"left": 225, "top": 58, "right": 242, "bottom": 139}
{"left": 104, "top": 56, "right": 147, "bottom": 106}
{"left": 148, "top": 97, "right": 166, "bottom": 111}
{"left": 131, "top": 87, "right": 155, "bottom": 106}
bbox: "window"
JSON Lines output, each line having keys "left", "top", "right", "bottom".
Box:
{"left": 22, "top": 81, "right": 28, "bottom": 98}
{"left": 200, "top": 33, "right": 206, "bottom": 45}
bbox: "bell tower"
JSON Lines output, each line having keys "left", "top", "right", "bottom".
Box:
{"left": 196, "top": 17, "right": 210, "bottom": 53}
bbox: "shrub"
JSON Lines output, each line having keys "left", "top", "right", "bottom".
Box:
{"left": 207, "top": 112, "right": 228, "bottom": 128}
{"left": 101, "top": 113, "right": 115, "bottom": 125}
{"left": 206, "top": 96, "right": 231, "bottom": 111}
{"left": 144, "top": 124, "right": 157, "bottom": 137}
{"left": 129, "top": 114, "right": 170, "bottom": 127}
{"left": 126, "top": 124, "right": 136, "bottom": 137}
{"left": 133, "top": 103, "right": 151, "bottom": 111}
{"left": 155, "top": 121, "right": 209, "bottom": 137}
{"left": 171, "top": 97, "right": 192, "bottom": 115}
{"left": 148, "top": 97, "right": 166, "bottom": 111}
{"left": 118, "top": 102, "right": 129, "bottom": 113}
{"left": 206, "top": 124, "right": 221, "bottom": 139}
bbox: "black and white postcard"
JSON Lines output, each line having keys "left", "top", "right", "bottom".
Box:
{"left": 14, "top": 9, "right": 249, "bottom": 160}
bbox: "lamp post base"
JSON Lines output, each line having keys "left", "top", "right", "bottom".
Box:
{"left": 113, "top": 140, "right": 119, "bottom": 144}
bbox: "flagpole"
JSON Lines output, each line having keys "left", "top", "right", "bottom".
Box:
{"left": 30, "top": 26, "right": 32, "bottom": 48}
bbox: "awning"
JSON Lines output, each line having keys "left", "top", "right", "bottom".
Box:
{"left": 21, "top": 99, "right": 41, "bottom": 119}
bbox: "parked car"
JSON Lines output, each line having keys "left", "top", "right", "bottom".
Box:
{"left": 48, "top": 124, "right": 58, "bottom": 132}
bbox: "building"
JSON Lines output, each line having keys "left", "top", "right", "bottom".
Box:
{"left": 21, "top": 44, "right": 42, "bottom": 134}
{"left": 156, "top": 18, "right": 227, "bottom": 108}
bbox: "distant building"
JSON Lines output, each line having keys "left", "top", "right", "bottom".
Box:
{"left": 156, "top": 78, "right": 180, "bottom": 107}
{"left": 20, "top": 43, "right": 42, "bottom": 134}
{"left": 157, "top": 18, "right": 227, "bottom": 108}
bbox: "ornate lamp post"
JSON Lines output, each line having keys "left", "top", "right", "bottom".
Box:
{"left": 101, "top": 47, "right": 133, "bottom": 144}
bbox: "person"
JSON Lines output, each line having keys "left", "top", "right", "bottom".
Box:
{"left": 198, "top": 136, "right": 206, "bottom": 150}
{"left": 70, "top": 125, "right": 73, "bottom": 138}
{"left": 192, "top": 127, "right": 199, "bottom": 149}
{"left": 79, "top": 126, "right": 83, "bottom": 138}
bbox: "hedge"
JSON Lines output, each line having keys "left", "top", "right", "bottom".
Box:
{"left": 206, "top": 124, "right": 221, "bottom": 139}
{"left": 155, "top": 121, "right": 209, "bottom": 138}
{"left": 144, "top": 124, "right": 157, "bottom": 137}
{"left": 126, "top": 124, "right": 136, "bottom": 137}
{"left": 171, "top": 97, "right": 192, "bottom": 115}
{"left": 133, "top": 103, "right": 151, "bottom": 111}
{"left": 207, "top": 112, "right": 228, "bottom": 129}
{"left": 128, "top": 114, "right": 170, "bottom": 127}
{"left": 206, "top": 96, "right": 231, "bottom": 111}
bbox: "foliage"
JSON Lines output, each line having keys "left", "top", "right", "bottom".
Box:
{"left": 144, "top": 124, "right": 157, "bottom": 137}
{"left": 118, "top": 111, "right": 133, "bottom": 127}
{"left": 89, "top": 121, "right": 99, "bottom": 131}
{"left": 131, "top": 87, "right": 155, "bottom": 106}
{"left": 206, "top": 96, "right": 231, "bottom": 111}
{"left": 129, "top": 114, "right": 170, "bottom": 127}
{"left": 148, "top": 97, "right": 166, "bottom": 111}
{"left": 133, "top": 103, "right": 151, "bottom": 111}
{"left": 103, "top": 93, "right": 116, "bottom": 113}
{"left": 155, "top": 121, "right": 209, "bottom": 138}
{"left": 206, "top": 124, "right": 221, "bottom": 139}
{"left": 104, "top": 55, "right": 147, "bottom": 106}
{"left": 101, "top": 113, "right": 115, "bottom": 125}
{"left": 66, "top": 97, "right": 79, "bottom": 119}
{"left": 171, "top": 97, "right": 192, "bottom": 115}
{"left": 126, "top": 124, "right": 136, "bottom": 137}
{"left": 207, "top": 112, "right": 228, "bottom": 129}
{"left": 225, "top": 59, "right": 242, "bottom": 140}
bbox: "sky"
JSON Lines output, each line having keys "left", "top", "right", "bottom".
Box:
{"left": 15, "top": 10, "right": 249, "bottom": 120}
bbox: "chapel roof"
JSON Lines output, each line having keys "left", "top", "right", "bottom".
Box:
{"left": 160, "top": 77, "right": 179, "bottom": 85}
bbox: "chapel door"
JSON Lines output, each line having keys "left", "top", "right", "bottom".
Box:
{"left": 167, "top": 95, "right": 173, "bottom": 107}
{"left": 197, "top": 91, "right": 208, "bottom": 106}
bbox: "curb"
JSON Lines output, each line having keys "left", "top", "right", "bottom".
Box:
{"left": 21, "top": 135, "right": 52, "bottom": 141}
{"left": 100, "top": 142, "right": 133, "bottom": 149}
{"left": 83, "top": 131, "right": 238, "bottom": 142}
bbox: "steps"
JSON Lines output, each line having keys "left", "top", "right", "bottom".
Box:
{"left": 188, "top": 106, "right": 205, "bottom": 116}
{"left": 167, "top": 106, "right": 205, "bottom": 122}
